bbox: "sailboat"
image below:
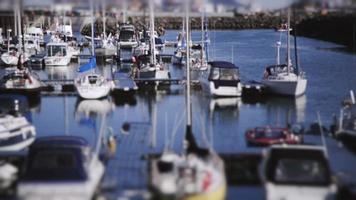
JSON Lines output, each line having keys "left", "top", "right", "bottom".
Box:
{"left": 150, "top": 1, "right": 226, "bottom": 199}
{"left": 262, "top": 9, "right": 307, "bottom": 97}
{"left": 137, "top": 0, "right": 169, "bottom": 80}
{"left": 74, "top": 0, "right": 114, "bottom": 99}
{"left": 1, "top": 2, "right": 29, "bottom": 66}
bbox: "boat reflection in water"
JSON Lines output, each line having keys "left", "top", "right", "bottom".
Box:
{"left": 75, "top": 98, "right": 116, "bottom": 158}
{"left": 75, "top": 98, "right": 115, "bottom": 121}
{"left": 209, "top": 97, "right": 242, "bottom": 116}
{"left": 265, "top": 95, "right": 307, "bottom": 125}
{"left": 46, "top": 66, "right": 76, "bottom": 80}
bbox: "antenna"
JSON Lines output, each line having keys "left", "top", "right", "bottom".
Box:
{"left": 286, "top": 7, "right": 291, "bottom": 75}
{"left": 90, "top": 0, "right": 95, "bottom": 56}
{"left": 185, "top": 0, "right": 192, "bottom": 132}
{"left": 317, "top": 112, "right": 328, "bottom": 156}
{"left": 293, "top": 8, "right": 299, "bottom": 74}
{"left": 149, "top": 0, "right": 156, "bottom": 65}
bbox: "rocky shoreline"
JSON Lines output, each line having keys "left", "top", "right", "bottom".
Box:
{"left": 81, "top": 12, "right": 356, "bottom": 52}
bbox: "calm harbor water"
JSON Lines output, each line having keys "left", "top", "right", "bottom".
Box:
{"left": 1, "top": 29, "right": 356, "bottom": 199}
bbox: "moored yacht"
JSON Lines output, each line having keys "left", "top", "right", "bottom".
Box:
{"left": 44, "top": 42, "right": 72, "bottom": 66}
{"left": 262, "top": 9, "right": 307, "bottom": 97}
{"left": 0, "top": 100, "right": 36, "bottom": 152}
{"left": 200, "top": 61, "right": 242, "bottom": 97}
{"left": 17, "top": 136, "right": 105, "bottom": 200}
{"left": 260, "top": 145, "right": 337, "bottom": 200}
{"left": 118, "top": 23, "right": 138, "bottom": 48}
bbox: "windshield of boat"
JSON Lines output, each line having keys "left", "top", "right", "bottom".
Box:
{"left": 210, "top": 67, "right": 239, "bottom": 81}
{"left": 255, "top": 128, "right": 285, "bottom": 139}
{"left": 265, "top": 149, "right": 331, "bottom": 186}
{"left": 119, "top": 31, "right": 134, "bottom": 41}
{"left": 24, "top": 149, "right": 87, "bottom": 181}
{"left": 47, "top": 45, "right": 67, "bottom": 57}
{"left": 88, "top": 76, "right": 99, "bottom": 84}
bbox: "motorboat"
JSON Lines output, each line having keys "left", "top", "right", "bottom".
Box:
{"left": 75, "top": 73, "right": 113, "bottom": 99}
{"left": 335, "top": 91, "right": 356, "bottom": 152}
{"left": 17, "top": 136, "right": 105, "bottom": 200}
{"left": 199, "top": 61, "right": 242, "bottom": 97}
{"left": 118, "top": 24, "right": 138, "bottom": 48}
{"left": 260, "top": 145, "right": 337, "bottom": 200}
{"left": 262, "top": 9, "right": 307, "bottom": 97}
{"left": 112, "top": 63, "right": 138, "bottom": 94}
{"left": 0, "top": 66, "right": 42, "bottom": 95}
{"left": 245, "top": 126, "right": 302, "bottom": 146}
{"left": 25, "top": 25, "right": 44, "bottom": 45}
{"left": 0, "top": 110, "right": 36, "bottom": 152}
{"left": 44, "top": 42, "right": 72, "bottom": 66}
{"left": 24, "top": 38, "right": 41, "bottom": 56}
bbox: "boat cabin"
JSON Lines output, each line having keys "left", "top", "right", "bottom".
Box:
{"left": 208, "top": 61, "right": 240, "bottom": 82}
{"left": 263, "top": 146, "right": 331, "bottom": 186}
{"left": 23, "top": 136, "right": 90, "bottom": 181}
{"left": 46, "top": 43, "right": 68, "bottom": 57}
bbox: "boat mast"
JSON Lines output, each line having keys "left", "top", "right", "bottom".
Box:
{"left": 90, "top": 0, "right": 95, "bottom": 56}
{"left": 286, "top": 8, "right": 291, "bottom": 75}
{"left": 102, "top": 0, "right": 106, "bottom": 39}
{"left": 200, "top": 0, "right": 204, "bottom": 67}
{"left": 149, "top": 0, "right": 156, "bottom": 65}
{"left": 13, "top": 4, "right": 17, "bottom": 36}
{"left": 123, "top": 0, "right": 127, "bottom": 24}
{"left": 293, "top": 8, "right": 299, "bottom": 75}
{"left": 16, "top": 0, "right": 23, "bottom": 54}
{"left": 185, "top": 0, "right": 192, "bottom": 133}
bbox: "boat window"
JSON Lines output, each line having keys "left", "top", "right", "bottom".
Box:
{"left": 272, "top": 158, "right": 329, "bottom": 185}
{"left": 119, "top": 31, "right": 134, "bottom": 41}
{"left": 210, "top": 68, "right": 239, "bottom": 81}
{"left": 48, "top": 45, "right": 67, "bottom": 57}
{"left": 88, "top": 76, "right": 98, "bottom": 84}
{"left": 25, "top": 149, "right": 87, "bottom": 181}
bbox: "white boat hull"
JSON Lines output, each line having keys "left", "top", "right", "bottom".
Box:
{"left": 200, "top": 79, "right": 242, "bottom": 97}
{"left": 0, "top": 116, "right": 36, "bottom": 152}
{"left": 76, "top": 84, "right": 112, "bottom": 99}
{"left": 44, "top": 56, "right": 71, "bottom": 66}
{"left": 1, "top": 53, "right": 28, "bottom": 66}
{"left": 262, "top": 78, "right": 307, "bottom": 96}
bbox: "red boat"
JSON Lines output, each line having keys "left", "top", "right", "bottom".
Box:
{"left": 245, "top": 126, "right": 302, "bottom": 146}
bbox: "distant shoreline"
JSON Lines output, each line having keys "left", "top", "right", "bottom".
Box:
{"left": 80, "top": 12, "right": 356, "bottom": 52}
